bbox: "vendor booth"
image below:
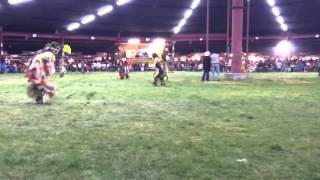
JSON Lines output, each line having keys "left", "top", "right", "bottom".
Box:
{"left": 119, "top": 40, "right": 166, "bottom": 68}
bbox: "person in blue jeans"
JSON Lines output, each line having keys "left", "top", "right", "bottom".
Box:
{"left": 210, "top": 53, "right": 220, "bottom": 81}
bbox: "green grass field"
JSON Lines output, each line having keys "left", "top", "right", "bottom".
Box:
{"left": 0, "top": 72, "right": 319, "bottom": 180}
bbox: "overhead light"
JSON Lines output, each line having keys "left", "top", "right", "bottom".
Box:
{"left": 81, "top": 14, "right": 96, "bottom": 24}
{"left": 173, "top": 26, "right": 181, "bottom": 34}
{"left": 274, "top": 40, "right": 294, "bottom": 57}
{"left": 97, "top": 5, "right": 113, "bottom": 16}
{"left": 255, "top": 36, "right": 260, "bottom": 40}
{"left": 184, "top": 9, "right": 193, "bottom": 19}
{"left": 116, "top": 0, "right": 131, "bottom": 6}
{"left": 200, "top": 38, "right": 203, "bottom": 41}
{"left": 91, "top": 36, "right": 95, "bottom": 40}
{"left": 67, "top": 22, "right": 81, "bottom": 31}
{"left": 272, "top": 7, "right": 280, "bottom": 16}
{"left": 146, "top": 38, "right": 150, "bottom": 42}
{"left": 128, "top": 38, "right": 140, "bottom": 44}
{"left": 172, "top": 0, "right": 201, "bottom": 34}
{"left": 191, "top": 0, "right": 201, "bottom": 10}
{"left": 153, "top": 38, "right": 166, "bottom": 44}
{"left": 178, "top": 19, "right": 187, "bottom": 27}
{"left": 32, "top": 33, "right": 37, "bottom": 38}
{"left": 280, "top": 24, "right": 288, "bottom": 31}
{"left": 315, "top": 34, "right": 320, "bottom": 38}
{"left": 266, "top": 1, "right": 289, "bottom": 31}
{"left": 8, "top": 0, "right": 32, "bottom": 5}
{"left": 266, "top": 0, "right": 275, "bottom": 7}
{"left": 276, "top": 16, "right": 284, "bottom": 24}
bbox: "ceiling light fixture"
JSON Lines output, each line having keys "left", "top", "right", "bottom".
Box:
{"left": 266, "top": 0, "right": 275, "bottom": 7}
{"left": 276, "top": 16, "right": 284, "bottom": 24}
{"left": 184, "top": 9, "right": 193, "bottom": 19}
{"left": 116, "top": 0, "right": 131, "bottom": 6}
{"left": 173, "top": 26, "right": 181, "bottom": 34}
{"left": 272, "top": 7, "right": 280, "bottom": 16}
{"left": 67, "top": 22, "right": 81, "bottom": 31}
{"left": 81, "top": 14, "right": 96, "bottom": 24}
{"left": 178, "top": 19, "right": 187, "bottom": 27}
{"left": 266, "top": 0, "right": 289, "bottom": 32}
{"left": 173, "top": 0, "right": 202, "bottom": 34}
{"left": 8, "top": 0, "right": 32, "bottom": 5}
{"left": 280, "top": 24, "right": 288, "bottom": 31}
{"left": 97, "top": 5, "right": 113, "bottom": 16}
{"left": 191, "top": 0, "right": 201, "bottom": 9}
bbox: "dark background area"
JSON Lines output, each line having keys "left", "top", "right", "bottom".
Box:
{"left": 1, "top": 0, "right": 320, "bottom": 54}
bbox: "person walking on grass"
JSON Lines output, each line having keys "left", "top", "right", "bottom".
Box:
{"left": 202, "top": 51, "right": 211, "bottom": 81}
{"left": 210, "top": 52, "right": 220, "bottom": 81}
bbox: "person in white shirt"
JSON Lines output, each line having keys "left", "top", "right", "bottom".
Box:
{"left": 210, "top": 52, "right": 220, "bottom": 81}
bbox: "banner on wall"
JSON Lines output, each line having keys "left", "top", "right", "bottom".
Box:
{"left": 119, "top": 42, "right": 165, "bottom": 66}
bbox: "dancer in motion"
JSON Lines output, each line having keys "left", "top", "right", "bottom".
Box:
{"left": 153, "top": 53, "right": 169, "bottom": 86}
{"left": 26, "top": 42, "right": 71, "bottom": 103}
{"left": 59, "top": 44, "right": 72, "bottom": 78}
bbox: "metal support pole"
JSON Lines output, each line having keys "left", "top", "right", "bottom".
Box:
{"left": 0, "top": 26, "right": 3, "bottom": 56}
{"left": 227, "top": 0, "right": 231, "bottom": 49}
{"left": 206, "top": 0, "right": 210, "bottom": 51}
{"left": 231, "top": 0, "right": 244, "bottom": 73}
{"left": 226, "top": 0, "right": 231, "bottom": 69}
{"left": 117, "top": 32, "right": 121, "bottom": 62}
{"left": 172, "top": 41, "right": 175, "bottom": 62}
{"left": 61, "top": 34, "right": 65, "bottom": 56}
{"left": 246, "top": 0, "right": 250, "bottom": 56}
{"left": 117, "top": 32, "right": 121, "bottom": 44}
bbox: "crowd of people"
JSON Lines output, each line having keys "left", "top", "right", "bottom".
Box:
{"left": 0, "top": 58, "right": 24, "bottom": 73}
{"left": 250, "top": 59, "right": 320, "bottom": 73}
{"left": 1, "top": 55, "right": 320, "bottom": 74}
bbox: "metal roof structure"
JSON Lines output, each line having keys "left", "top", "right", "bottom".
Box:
{"left": 0, "top": 0, "right": 319, "bottom": 54}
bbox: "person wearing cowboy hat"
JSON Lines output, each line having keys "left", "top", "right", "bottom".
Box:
{"left": 202, "top": 51, "right": 211, "bottom": 81}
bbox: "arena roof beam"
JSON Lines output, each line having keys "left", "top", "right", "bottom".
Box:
{"left": 2, "top": 32, "right": 118, "bottom": 41}
{"left": 1, "top": 31, "right": 319, "bottom": 42}
{"left": 171, "top": 33, "right": 319, "bottom": 42}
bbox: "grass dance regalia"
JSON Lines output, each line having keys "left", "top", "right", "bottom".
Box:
{"left": 153, "top": 54, "right": 169, "bottom": 86}
{"left": 26, "top": 42, "right": 71, "bottom": 104}
{"left": 59, "top": 44, "right": 72, "bottom": 78}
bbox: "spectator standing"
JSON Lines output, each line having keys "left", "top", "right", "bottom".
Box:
{"left": 202, "top": 51, "right": 211, "bottom": 81}
{"left": 318, "top": 61, "right": 320, "bottom": 77}
{"left": 276, "top": 61, "right": 282, "bottom": 72}
{"left": 290, "top": 61, "right": 296, "bottom": 72}
{"left": 210, "top": 52, "right": 220, "bottom": 81}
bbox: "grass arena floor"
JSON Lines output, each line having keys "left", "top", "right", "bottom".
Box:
{"left": 0, "top": 72, "right": 320, "bottom": 180}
